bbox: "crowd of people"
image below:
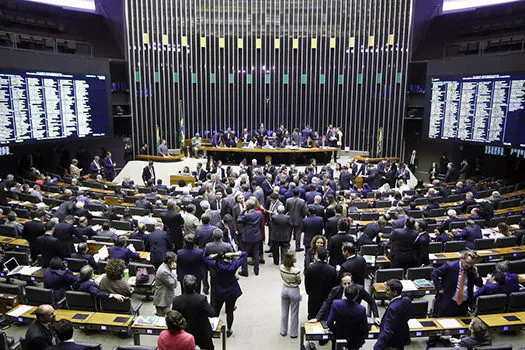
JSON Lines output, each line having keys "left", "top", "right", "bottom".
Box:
{"left": 1, "top": 147, "right": 524, "bottom": 350}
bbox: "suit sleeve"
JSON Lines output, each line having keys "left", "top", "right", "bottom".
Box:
{"left": 431, "top": 262, "right": 448, "bottom": 292}
{"left": 160, "top": 268, "right": 177, "bottom": 289}
{"left": 304, "top": 268, "right": 312, "bottom": 295}
{"left": 361, "top": 287, "right": 380, "bottom": 318}
{"left": 316, "top": 288, "right": 337, "bottom": 320}
{"left": 326, "top": 303, "right": 336, "bottom": 331}
{"left": 374, "top": 307, "right": 396, "bottom": 350}
{"left": 72, "top": 226, "right": 86, "bottom": 242}
{"left": 202, "top": 296, "right": 216, "bottom": 317}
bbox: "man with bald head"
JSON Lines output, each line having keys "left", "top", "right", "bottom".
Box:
{"left": 25, "top": 304, "right": 58, "bottom": 350}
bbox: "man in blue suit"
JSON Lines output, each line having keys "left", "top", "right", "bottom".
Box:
{"left": 495, "top": 261, "right": 521, "bottom": 295}
{"left": 388, "top": 217, "right": 418, "bottom": 270}
{"left": 102, "top": 152, "right": 116, "bottom": 181}
{"left": 302, "top": 208, "right": 324, "bottom": 251}
{"left": 452, "top": 220, "right": 482, "bottom": 250}
{"left": 108, "top": 237, "right": 140, "bottom": 265}
{"left": 177, "top": 235, "right": 206, "bottom": 293}
{"left": 374, "top": 279, "right": 412, "bottom": 350}
{"left": 195, "top": 214, "right": 218, "bottom": 249}
{"left": 431, "top": 250, "right": 483, "bottom": 317}
{"left": 43, "top": 257, "right": 77, "bottom": 303}
{"left": 474, "top": 271, "right": 509, "bottom": 299}
{"left": 338, "top": 166, "right": 353, "bottom": 190}
{"left": 146, "top": 222, "right": 173, "bottom": 268}
{"left": 238, "top": 200, "right": 263, "bottom": 276}
{"left": 327, "top": 284, "right": 370, "bottom": 349}
{"left": 45, "top": 319, "right": 85, "bottom": 350}
{"left": 35, "top": 222, "right": 62, "bottom": 267}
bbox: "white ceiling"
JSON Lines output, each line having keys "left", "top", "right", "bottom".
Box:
{"left": 443, "top": 0, "right": 524, "bottom": 12}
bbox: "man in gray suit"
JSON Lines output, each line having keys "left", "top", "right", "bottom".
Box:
{"left": 285, "top": 188, "right": 307, "bottom": 251}
{"left": 153, "top": 251, "right": 178, "bottom": 316}
{"left": 200, "top": 200, "right": 222, "bottom": 226}
{"left": 205, "top": 229, "right": 234, "bottom": 255}
{"left": 270, "top": 205, "right": 291, "bottom": 265}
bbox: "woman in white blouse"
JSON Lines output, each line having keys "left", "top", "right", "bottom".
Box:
{"left": 280, "top": 252, "right": 302, "bottom": 338}
{"left": 70, "top": 159, "right": 82, "bottom": 179}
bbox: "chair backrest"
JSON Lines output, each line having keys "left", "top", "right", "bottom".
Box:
{"left": 446, "top": 194, "right": 464, "bottom": 202}
{"left": 375, "top": 200, "right": 391, "bottom": 208}
{"left": 65, "top": 258, "right": 89, "bottom": 273}
{"left": 426, "top": 223, "right": 440, "bottom": 233}
{"left": 152, "top": 209, "right": 167, "bottom": 217}
{"left": 360, "top": 245, "right": 381, "bottom": 256}
{"left": 0, "top": 225, "right": 18, "bottom": 237}
{"left": 348, "top": 212, "right": 360, "bottom": 220}
{"left": 111, "top": 220, "right": 133, "bottom": 231}
{"left": 374, "top": 268, "right": 404, "bottom": 284}
{"left": 429, "top": 241, "right": 443, "bottom": 253}
{"left": 25, "top": 286, "right": 54, "bottom": 307}
{"left": 449, "top": 221, "right": 466, "bottom": 230}
{"left": 14, "top": 208, "right": 31, "bottom": 219}
{"left": 476, "top": 190, "right": 492, "bottom": 199}
{"left": 361, "top": 212, "right": 380, "bottom": 221}
{"left": 91, "top": 235, "right": 114, "bottom": 243}
{"left": 65, "top": 291, "right": 98, "bottom": 311}
{"left": 89, "top": 217, "right": 110, "bottom": 226}
{"left": 97, "top": 260, "right": 108, "bottom": 274}
{"left": 507, "top": 291, "right": 525, "bottom": 312}
{"left": 410, "top": 299, "right": 428, "bottom": 318}
{"left": 130, "top": 207, "right": 150, "bottom": 216}
{"left": 475, "top": 294, "right": 508, "bottom": 315}
{"left": 508, "top": 259, "right": 525, "bottom": 274}
{"left": 0, "top": 205, "right": 11, "bottom": 215}
{"left": 474, "top": 239, "right": 495, "bottom": 250}
{"left": 489, "top": 217, "right": 506, "bottom": 227}
{"left": 127, "top": 239, "right": 145, "bottom": 252}
{"left": 4, "top": 251, "right": 29, "bottom": 265}
{"left": 506, "top": 214, "right": 522, "bottom": 225}
{"left": 382, "top": 226, "right": 392, "bottom": 234}
{"left": 406, "top": 266, "right": 433, "bottom": 280}
{"left": 476, "top": 263, "right": 496, "bottom": 278}
{"left": 429, "top": 208, "right": 446, "bottom": 217}
{"left": 407, "top": 210, "right": 423, "bottom": 218}
{"left": 99, "top": 297, "right": 132, "bottom": 314}
{"left": 352, "top": 201, "right": 368, "bottom": 209}
{"left": 76, "top": 343, "right": 102, "bottom": 350}
{"left": 473, "top": 219, "right": 486, "bottom": 228}
{"left": 475, "top": 345, "right": 513, "bottom": 350}
{"left": 414, "top": 198, "right": 428, "bottom": 206}
{"left": 444, "top": 240, "right": 466, "bottom": 252}
{"left": 497, "top": 198, "right": 521, "bottom": 209}
{"left": 494, "top": 236, "right": 517, "bottom": 248}
{"left": 466, "top": 204, "right": 480, "bottom": 213}
{"left": 0, "top": 282, "right": 23, "bottom": 297}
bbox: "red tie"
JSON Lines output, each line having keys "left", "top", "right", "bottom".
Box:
{"left": 457, "top": 270, "right": 465, "bottom": 305}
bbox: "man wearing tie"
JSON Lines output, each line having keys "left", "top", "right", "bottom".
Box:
{"left": 195, "top": 162, "right": 207, "bottom": 182}
{"left": 102, "top": 152, "right": 116, "bottom": 181}
{"left": 90, "top": 156, "right": 103, "bottom": 178}
{"left": 142, "top": 160, "right": 156, "bottom": 185}
{"left": 431, "top": 250, "right": 482, "bottom": 317}
{"left": 408, "top": 150, "right": 418, "bottom": 173}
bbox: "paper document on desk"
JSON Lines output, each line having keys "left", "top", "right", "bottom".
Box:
{"left": 408, "top": 319, "right": 423, "bottom": 329}
{"left": 363, "top": 255, "right": 375, "bottom": 264}
{"left": 7, "top": 305, "right": 33, "bottom": 317}
{"left": 18, "top": 266, "right": 40, "bottom": 275}
{"left": 98, "top": 245, "right": 109, "bottom": 260}
{"left": 114, "top": 229, "right": 128, "bottom": 236}
{"left": 209, "top": 317, "right": 220, "bottom": 331}
{"left": 476, "top": 250, "right": 496, "bottom": 255}
{"left": 401, "top": 280, "right": 418, "bottom": 292}
{"left": 90, "top": 211, "right": 103, "bottom": 217}
{"left": 511, "top": 224, "right": 520, "bottom": 229}
{"left": 436, "top": 318, "right": 462, "bottom": 329}
{"left": 79, "top": 186, "right": 91, "bottom": 191}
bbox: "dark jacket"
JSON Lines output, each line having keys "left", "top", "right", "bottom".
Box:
{"left": 146, "top": 229, "right": 173, "bottom": 268}
{"left": 142, "top": 165, "right": 156, "bottom": 184}
{"left": 53, "top": 222, "right": 86, "bottom": 257}
{"left": 171, "top": 292, "right": 215, "bottom": 345}
{"left": 195, "top": 224, "right": 218, "bottom": 249}
{"left": 414, "top": 232, "right": 430, "bottom": 266}
{"left": 317, "top": 284, "right": 379, "bottom": 320}
{"left": 237, "top": 209, "right": 262, "bottom": 242}
{"left": 73, "top": 279, "right": 110, "bottom": 298}
{"left": 339, "top": 255, "right": 367, "bottom": 286}
{"left": 46, "top": 341, "right": 86, "bottom": 350}
{"left": 374, "top": 296, "right": 412, "bottom": 350}
{"left": 431, "top": 260, "right": 483, "bottom": 307}
{"left": 176, "top": 248, "right": 206, "bottom": 282}
{"left": 325, "top": 214, "right": 345, "bottom": 238}
{"left": 43, "top": 268, "right": 77, "bottom": 303}
{"left": 304, "top": 260, "right": 338, "bottom": 314}
{"left": 108, "top": 246, "right": 140, "bottom": 265}
{"left": 36, "top": 234, "right": 62, "bottom": 266}
{"left": 161, "top": 210, "right": 184, "bottom": 250}
{"left": 204, "top": 252, "right": 247, "bottom": 300}
{"left": 25, "top": 320, "right": 58, "bottom": 350}
{"left": 328, "top": 232, "right": 355, "bottom": 267}
{"left": 328, "top": 299, "right": 370, "bottom": 348}
{"left": 270, "top": 214, "right": 291, "bottom": 242}
{"left": 453, "top": 225, "right": 482, "bottom": 250}
{"left": 389, "top": 227, "right": 418, "bottom": 268}
{"left": 302, "top": 215, "right": 324, "bottom": 247}
{"left": 71, "top": 252, "right": 98, "bottom": 270}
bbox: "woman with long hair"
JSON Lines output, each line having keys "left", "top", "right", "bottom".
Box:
{"left": 304, "top": 235, "right": 327, "bottom": 269}
{"left": 280, "top": 251, "right": 301, "bottom": 338}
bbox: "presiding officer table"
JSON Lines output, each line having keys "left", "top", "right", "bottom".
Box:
{"left": 200, "top": 145, "right": 338, "bottom": 164}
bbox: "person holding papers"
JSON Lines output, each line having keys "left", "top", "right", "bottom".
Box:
{"left": 108, "top": 236, "right": 140, "bottom": 266}
{"left": 374, "top": 279, "right": 412, "bottom": 350}
{"left": 327, "top": 284, "right": 370, "bottom": 349}
{"left": 73, "top": 265, "right": 125, "bottom": 302}
{"left": 431, "top": 250, "right": 482, "bottom": 317}
{"left": 71, "top": 242, "right": 98, "bottom": 270}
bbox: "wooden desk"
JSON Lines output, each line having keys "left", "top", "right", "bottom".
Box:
{"left": 137, "top": 154, "right": 184, "bottom": 162}
{"left": 7, "top": 305, "right": 94, "bottom": 328}
{"left": 354, "top": 156, "right": 400, "bottom": 163}
{"left": 365, "top": 255, "right": 390, "bottom": 268}
{"left": 478, "top": 312, "right": 525, "bottom": 332}
{"left": 87, "top": 313, "right": 134, "bottom": 331}
{"left": 131, "top": 317, "right": 226, "bottom": 350}
{"left": 300, "top": 322, "right": 332, "bottom": 350}
{"left": 169, "top": 174, "right": 196, "bottom": 186}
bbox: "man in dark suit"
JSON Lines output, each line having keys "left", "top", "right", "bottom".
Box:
{"left": 339, "top": 166, "right": 353, "bottom": 190}
{"left": 328, "top": 219, "right": 355, "bottom": 267}
{"left": 35, "top": 222, "right": 62, "bottom": 267}
{"left": 388, "top": 217, "right": 418, "bottom": 270}
{"left": 325, "top": 205, "right": 347, "bottom": 238}
{"left": 304, "top": 248, "right": 338, "bottom": 319}
{"left": 172, "top": 274, "right": 215, "bottom": 350}
{"left": 431, "top": 250, "right": 482, "bottom": 317}
{"left": 316, "top": 273, "right": 380, "bottom": 322}
{"left": 196, "top": 214, "right": 218, "bottom": 250}
{"left": 89, "top": 156, "right": 103, "bottom": 178}
{"left": 210, "top": 190, "right": 231, "bottom": 216}
{"left": 453, "top": 220, "right": 482, "bottom": 249}
{"left": 459, "top": 159, "right": 469, "bottom": 179}
{"left": 238, "top": 200, "right": 263, "bottom": 276}
{"left": 142, "top": 160, "right": 156, "bottom": 184}
{"left": 356, "top": 159, "right": 370, "bottom": 177}
{"left": 135, "top": 195, "right": 153, "bottom": 211}
{"left": 285, "top": 189, "right": 307, "bottom": 252}
{"left": 302, "top": 208, "right": 324, "bottom": 251}
{"left": 461, "top": 191, "right": 478, "bottom": 213}
{"left": 205, "top": 229, "right": 233, "bottom": 255}
{"left": 161, "top": 200, "right": 185, "bottom": 251}
{"left": 147, "top": 222, "right": 173, "bottom": 268}
{"left": 321, "top": 181, "right": 335, "bottom": 206}
{"left": 177, "top": 235, "right": 206, "bottom": 293}
{"left": 45, "top": 319, "right": 83, "bottom": 350}
{"left": 270, "top": 205, "right": 291, "bottom": 265}
{"left": 407, "top": 150, "right": 419, "bottom": 173}
{"left": 357, "top": 218, "right": 387, "bottom": 247}
{"left": 102, "top": 152, "right": 116, "bottom": 181}
{"left": 76, "top": 216, "right": 97, "bottom": 239}
{"left": 53, "top": 215, "right": 86, "bottom": 258}
{"left": 71, "top": 242, "right": 98, "bottom": 270}
{"left": 374, "top": 279, "right": 412, "bottom": 350}
{"left": 307, "top": 195, "right": 325, "bottom": 218}
{"left": 339, "top": 242, "right": 367, "bottom": 285}
{"left": 25, "top": 304, "right": 58, "bottom": 350}
{"left": 54, "top": 198, "right": 76, "bottom": 222}
{"left": 444, "top": 162, "right": 460, "bottom": 182}
{"left": 327, "top": 284, "right": 370, "bottom": 349}
{"left": 108, "top": 237, "right": 140, "bottom": 265}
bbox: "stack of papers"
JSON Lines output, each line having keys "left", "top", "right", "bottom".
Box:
{"left": 209, "top": 317, "right": 220, "bottom": 331}
{"left": 414, "top": 279, "right": 434, "bottom": 289}
{"left": 436, "top": 318, "right": 462, "bottom": 329}
{"left": 7, "top": 305, "right": 33, "bottom": 317}
{"left": 18, "top": 266, "right": 41, "bottom": 275}
{"left": 401, "top": 280, "right": 418, "bottom": 292}
{"left": 408, "top": 319, "right": 423, "bottom": 329}
{"left": 97, "top": 245, "right": 109, "bottom": 260}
